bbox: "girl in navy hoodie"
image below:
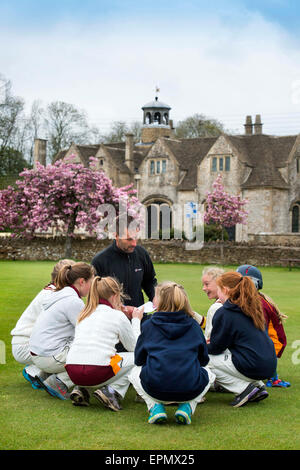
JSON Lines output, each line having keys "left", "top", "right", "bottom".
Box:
{"left": 208, "top": 271, "right": 277, "bottom": 408}
{"left": 129, "top": 281, "right": 215, "bottom": 425}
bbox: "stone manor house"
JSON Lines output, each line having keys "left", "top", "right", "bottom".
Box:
{"left": 34, "top": 96, "right": 300, "bottom": 242}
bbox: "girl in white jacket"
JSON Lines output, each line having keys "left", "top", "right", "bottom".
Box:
{"left": 29, "top": 262, "right": 95, "bottom": 400}
{"left": 65, "top": 276, "right": 143, "bottom": 411}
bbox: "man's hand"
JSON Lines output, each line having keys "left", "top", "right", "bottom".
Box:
{"left": 121, "top": 305, "right": 135, "bottom": 320}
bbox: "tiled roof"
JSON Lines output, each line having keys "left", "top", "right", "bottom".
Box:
{"left": 54, "top": 132, "right": 298, "bottom": 191}
{"left": 165, "top": 137, "right": 218, "bottom": 190}
{"left": 227, "top": 135, "right": 296, "bottom": 189}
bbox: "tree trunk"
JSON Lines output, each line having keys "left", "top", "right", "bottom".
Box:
{"left": 64, "top": 212, "right": 77, "bottom": 258}
{"left": 220, "top": 227, "right": 224, "bottom": 263}
{"left": 64, "top": 235, "right": 73, "bottom": 259}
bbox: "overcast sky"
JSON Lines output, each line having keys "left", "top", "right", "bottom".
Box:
{"left": 1, "top": 0, "right": 300, "bottom": 135}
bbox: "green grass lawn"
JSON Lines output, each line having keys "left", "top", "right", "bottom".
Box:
{"left": 0, "top": 260, "right": 300, "bottom": 450}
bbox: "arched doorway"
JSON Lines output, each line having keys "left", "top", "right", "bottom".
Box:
{"left": 145, "top": 200, "right": 172, "bottom": 239}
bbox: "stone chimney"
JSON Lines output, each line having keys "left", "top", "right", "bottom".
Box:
{"left": 33, "top": 138, "right": 47, "bottom": 167}
{"left": 254, "top": 114, "right": 263, "bottom": 134}
{"left": 125, "top": 133, "right": 134, "bottom": 172}
{"left": 244, "top": 115, "right": 253, "bottom": 135}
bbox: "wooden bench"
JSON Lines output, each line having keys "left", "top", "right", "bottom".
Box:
{"left": 280, "top": 258, "right": 300, "bottom": 271}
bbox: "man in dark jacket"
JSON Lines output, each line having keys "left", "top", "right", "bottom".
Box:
{"left": 91, "top": 215, "right": 157, "bottom": 309}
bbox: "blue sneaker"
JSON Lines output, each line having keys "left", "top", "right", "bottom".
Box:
{"left": 35, "top": 374, "right": 69, "bottom": 400}
{"left": 148, "top": 404, "right": 167, "bottom": 424}
{"left": 266, "top": 375, "right": 291, "bottom": 388}
{"left": 22, "top": 367, "right": 43, "bottom": 390}
{"left": 175, "top": 403, "right": 192, "bottom": 425}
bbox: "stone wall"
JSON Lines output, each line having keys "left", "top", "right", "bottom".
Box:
{"left": 248, "top": 232, "right": 300, "bottom": 246}
{"left": 1, "top": 235, "right": 300, "bottom": 266}
{"left": 141, "top": 126, "right": 172, "bottom": 144}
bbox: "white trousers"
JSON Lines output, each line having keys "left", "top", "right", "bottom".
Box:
{"left": 12, "top": 342, "right": 43, "bottom": 378}
{"left": 129, "top": 365, "right": 216, "bottom": 414}
{"left": 31, "top": 345, "right": 74, "bottom": 389}
{"left": 208, "top": 350, "right": 264, "bottom": 395}
{"left": 84, "top": 352, "right": 136, "bottom": 399}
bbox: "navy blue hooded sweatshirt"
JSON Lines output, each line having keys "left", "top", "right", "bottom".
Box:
{"left": 208, "top": 300, "right": 277, "bottom": 380}
{"left": 134, "top": 310, "right": 209, "bottom": 402}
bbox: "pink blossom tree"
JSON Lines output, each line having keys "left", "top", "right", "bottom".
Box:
{"left": 0, "top": 155, "right": 141, "bottom": 257}
{"left": 204, "top": 174, "right": 248, "bottom": 259}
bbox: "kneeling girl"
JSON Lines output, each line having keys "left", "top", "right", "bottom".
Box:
{"left": 65, "top": 276, "right": 143, "bottom": 411}
{"left": 129, "top": 281, "right": 215, "bottom": 425}
{"left": 208, "top": 271, "right": 277, "bottom": 407}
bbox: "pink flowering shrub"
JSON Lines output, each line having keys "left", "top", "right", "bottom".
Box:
{"left": 204, "top": 175, "right": 248, "bottom": 256}
{"left": 0, "top": 155, "right": 142, "bottom": 255}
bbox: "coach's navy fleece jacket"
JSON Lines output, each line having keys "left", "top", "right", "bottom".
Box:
{"left": 208, "top": 300, "right": 277, "bottom": 380}
{"left": 134, "top": 310, "right": 209, "bottom": 402}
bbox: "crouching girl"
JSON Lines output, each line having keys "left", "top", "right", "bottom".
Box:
{"left": 65, "top": 276, "right": 143, "bottom": 411}
{"left": 129, "top": 281, "right": 215, "bottom": 425}
{"left": 208, "top": 271, "right": 277, "bottom": 407}
{"left": 29, "top": 262, "right": 95, "bottom": 399}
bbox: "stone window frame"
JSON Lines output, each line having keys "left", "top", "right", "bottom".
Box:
{"left": 149, "top": 158, "right": 167, "bottom": 175}
{"left": 296, "top": 156, "right": 300, "bottom": 174}
{"left": 292, "top": 202, "right": 300, "bottom": 232}
{"left": 211, "top": 155, "right": 231, "bottom": 172}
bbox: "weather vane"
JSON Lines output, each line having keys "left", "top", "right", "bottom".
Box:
{"left": 155, "top": 85, "right": 160, "bottom": 97}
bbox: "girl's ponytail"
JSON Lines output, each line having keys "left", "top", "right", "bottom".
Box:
{"left": 77, "top": 276, "right": 127, "bottom": 323}
{"left": 217, "top": 272, "right": 266, "bottom": 330}
{"left": 55, "top": 262, "right": 95, "bottom": 291}
{"left": 51, "top": 259, "right": 76, "bottom": 285}
{"left": 78, "top": 277, "right": 101, "bottom": 323}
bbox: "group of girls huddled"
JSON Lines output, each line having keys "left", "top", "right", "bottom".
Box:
{"left": 11, "top": 260, "right": 289, "bottom": 425}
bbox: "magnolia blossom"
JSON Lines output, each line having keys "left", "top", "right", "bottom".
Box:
{"left": 204, "top": 174, "right": 248, "bottom": 229}
{"left": 0, "top": 155, "right": 142, "bottom": 241}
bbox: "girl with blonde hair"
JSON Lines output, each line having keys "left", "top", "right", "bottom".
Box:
{"left": 208, "top": 271, "right": 277, "bottom": 407}
{"left": 201, "top": 266, "right": 225, "bottom": 341}
{"left": 65, "top": 276, "right": 143, "bottom": 411}
{"left": 129, "top": 281, "right": 215, "bottom": 425}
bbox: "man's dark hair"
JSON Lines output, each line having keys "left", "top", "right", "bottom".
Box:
{"left": 115, "top": 214, "right": 137, "bottom": 237}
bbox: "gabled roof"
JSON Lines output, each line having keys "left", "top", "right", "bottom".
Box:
{"left": 54, "top": 141, "right": 148, "bottom": 174}
{"left": 53, "top": 144, "right": 100, "bottom": 165}
{"left": 74, "top": 144, "right": 100, "bottom": 166}
{"left": 53, "top": 149, "right": 68, "bottom": 162}
{"left": 164, "top": 137, "right": 218, "bottom": 190}
{"left": 227, "top": 134, "right": 297, "bottom": 189}
{"left": 102, "top": 143, "right": 148, "bottom": 173}
{"left": 54, "top": 132, "right": 298, "bottom": 191}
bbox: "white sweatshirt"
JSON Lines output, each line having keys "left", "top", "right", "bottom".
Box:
{"left": 204, "top": 299, "right": 223, "bottom": 340}
{"left": 29, "top": 286, "right": 84, "bottom": 356}
{"left": 11, "top": 285, "right": 55, "bottom": 344}
{"left": 66, "top": 304, "right": 141, "bottom": 366}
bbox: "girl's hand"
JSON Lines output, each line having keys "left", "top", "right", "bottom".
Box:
{"left": 132, "top": 306, "right": 144, "bottom": 320}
